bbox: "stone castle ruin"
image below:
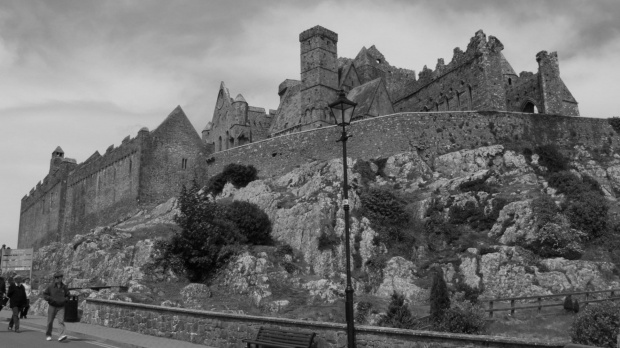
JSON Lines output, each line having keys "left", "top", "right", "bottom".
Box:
{"left": 19, "top": 25, "right": 588, "bottom": 249}
{"left": 202, "top": 25, "right": 579, "bottom": 152}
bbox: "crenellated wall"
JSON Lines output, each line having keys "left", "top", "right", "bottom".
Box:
{"left": 19, "top": 106, "right": 208, "bottom": 249}
{"left": 206, "top": 111, "right": 617, "bottom": 180}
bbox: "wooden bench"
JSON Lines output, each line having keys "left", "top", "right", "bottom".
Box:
{"left": 243, "top": 326, "right": 316, "bottom": 348}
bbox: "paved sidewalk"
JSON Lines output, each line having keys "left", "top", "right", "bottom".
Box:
{"left": 0, "top": 309, "right": 215, "bottom": 348}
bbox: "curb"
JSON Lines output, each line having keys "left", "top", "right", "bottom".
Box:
{"left": 4, "top": 318, "right": 146, "bottom": 348}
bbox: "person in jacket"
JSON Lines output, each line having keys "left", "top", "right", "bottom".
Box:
{"left": 7, "top": 275, "right": 27, "bottom": 333}
{"left": 20, "top": 277, "right": 31, "bottom": 319}
{"left": 0, "top": 276, "right": 6, "bottom": 311}
{"left": 43, "top": 271, "right": 70, "bottom": 341}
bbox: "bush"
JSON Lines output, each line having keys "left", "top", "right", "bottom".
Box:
{"left": 563, "top": 295, "right": 573, "bottom": 311}
{"left": 149, "top": 182, "right": 272, "bottom": 282}
{"left": 430, "top": 269, "right": 450, "bottom": 323}
{"left": 448, "top": 198, "right": 507, "bottom": 232}
{"left": 318, "top": 231, "right": 340, "bottom": 251}
{"left": 547, "top": 171, "right": 604, "bottom": 199}
{"left": 377, "top": 292, "right": 416, "bottom": 329}
{"left": 566, "top": 191, "right": 609, "bottom": 239}
{"left": 206, "top": 163, "right": 258, "bottom": 196}
{"left": 532, "top": 194, "right": 559, "bottom": 229}
{"left": 353, "top": 160, "right": 376, "bottom": 186}
{"left": 355, "top": 301, "right": 373, "bottom": 324}
{"left": 360, "top": 188, "right": 409, "bottom": 224}
{"left": 434, "top": 301, "right": 487, "bottom": 334}
{"left": 535, "top": 144, "right": 569, "bottom": 173}
{"left": 527, "top": 222, "right": 585, "bottom": 259}
{"left": 608, "top": 116, "right": 620, "bottom": 134}
{"left": 570, "top": 301, "right": 620, "bottom": 348}
{"left": 221, "top": 200, "right": 272, "bottom": 245}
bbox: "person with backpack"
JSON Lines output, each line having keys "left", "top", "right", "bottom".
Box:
{"left": 43, "top": 271, "right": 70, "bottom": 341}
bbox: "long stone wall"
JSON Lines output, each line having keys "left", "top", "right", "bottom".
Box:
{"left": 82, "top": 299, "right": 567, "bottom": 348}
{"left": 206, "top": 111, "right": 617, "bottom": 180}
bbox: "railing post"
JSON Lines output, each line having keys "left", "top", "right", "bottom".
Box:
{"left": 537, "top": 297, "right": 541, "bottom": 314}
{"left": 511, "top": 299, "right": 515, "bottom": 316}
{"left": 489, "top": 301, "right": 493, "bottom": 318}
{"left": 611, "top": 290, "right": 615, "bottom": 298}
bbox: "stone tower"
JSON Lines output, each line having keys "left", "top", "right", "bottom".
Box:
{"left": 49, "top": 146, "right": 64, "bottom": 174}
{"left": 299, "top": 25, "right": 339, "bottom": 130}
{"left": 537, "top": 51, "right": 563, "bottom": 115}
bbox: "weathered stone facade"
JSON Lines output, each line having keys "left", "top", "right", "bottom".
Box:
{"left": 19, "top": 106, "right": 208, "bottom": 249}
{"left": 82, "top": 299, "right": 567, "bottom": 348}
{"left": 204, "top": 25, "right": 580, "bottom": 153}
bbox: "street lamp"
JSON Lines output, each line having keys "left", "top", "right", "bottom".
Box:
{"left": 328, "top": 89, "right": 357, "bottom": 348}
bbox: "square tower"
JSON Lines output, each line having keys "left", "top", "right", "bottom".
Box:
{"left": 299, "top": 26, "right": 339, "bottom": 130}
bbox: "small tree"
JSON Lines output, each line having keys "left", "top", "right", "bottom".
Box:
{"left": 435, "top": 301, "right": 487, "bottom": 335}
{"left": 377, "top": 292, "right": 416, "bottom": 329}
{"left": 430, "top": 268, "right": 451, "bottom": 323}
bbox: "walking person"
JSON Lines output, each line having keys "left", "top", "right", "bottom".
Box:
{"left": 43, "top": 271, "right": 70, "bottom": 341}
{"left": 7, "top": 275, "right": 27, "bottom": 333}
{"left": 20, "top": 277, "right": 31, "bottom": 319}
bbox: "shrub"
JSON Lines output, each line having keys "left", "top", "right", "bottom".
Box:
{"left": 608, "top": 116, "right": 620, "bottom": 134}
{"left": 149, "top": 182, "right": 273, "bottom": 282}
{"left": 355, "top": 301, "right": 373, "bottom": 324}
{"left": 206, "top": 163, "right": 258, "bottom": 196}
{"left": 360, "top": 188, "right": 409, "bottom": 224}
{"left": 532, "top": 194, "right": 559, "bottom": 229}
{"left": 430, "top": 269, "right": 450, "bottom": 323}
{"left": 274, "top": 244, "right": 294, "bottom": 258}
{"left": 563, "top": 295, "right": 573, "bottom": 311}
{"left": 535, "top": 144, "right": 569, "bottom": 173}
{"left": 527, "top": 222, "right": 585, "bottom": 259}
{"left": 570, "top": 301, "right": 620, "bottom": 348}
{"left": 449, "top": 198, "right": 507, "bottom": 232}
{"left": 566, "top": 191, "right": 609, "bottom": 239}
{"left": 547, "top": 171, "right": 604, "bottom": 199}
{"left": 318, "top": 231, "right": 340, "bottom": 251}
{"left": 434, "top": 301, "right": 487, "bottom": 335}
{"left": 353, "top": 160, "right": 376, "bottom": 186}
{"left": 377, "top": 292, "right": 416, "bottom": 329}
{"left": 221, "top": 200, "right": 272, "bottom": 245}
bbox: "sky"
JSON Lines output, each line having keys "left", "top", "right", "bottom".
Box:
{"left": 1, "top": 0, "right": 619, "bottom": 249}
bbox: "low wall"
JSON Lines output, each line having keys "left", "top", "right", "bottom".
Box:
{"left": 206, "top": 111, "right": 617, "bottom": 179}
{"left": 82, "top": 299, "right": 568, "bottom": 348}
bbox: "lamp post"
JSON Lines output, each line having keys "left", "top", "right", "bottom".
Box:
{"left": 328, "top": 89, "right": 357, "bottom": 348}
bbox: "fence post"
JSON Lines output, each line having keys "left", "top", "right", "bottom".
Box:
{"left": 537, "top": 297, "right": 541, "bottom": 314}
{"left": 489, "top": 301, "right": 493, "bottom": 318}
{"left": 585, "top": 292, "right": 589, "bottom": 303}
{"left": 510, "top": 299, "right": 515, "bottom": 316}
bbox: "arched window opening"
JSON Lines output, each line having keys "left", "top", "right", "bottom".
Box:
{"left": 218, "top": 136, "right": 222, "bottom": 151}
{"left": 435, "top": 103, "right": 439, "bottom": 112}
{"left": 522, "top": 101, "right": 535, "bottom": 113}
{"left": 457, "top": 92, "right": 461, "bottom": 108}
{"left": 508, "top": 78, "right": 512, "bottom": 85}
{"left": 468, "top": 85, "right": 473, "bottom": 109}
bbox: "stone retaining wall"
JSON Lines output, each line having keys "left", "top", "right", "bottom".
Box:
{"left": 82, "top": 299, "right": 568, "bottom": 348}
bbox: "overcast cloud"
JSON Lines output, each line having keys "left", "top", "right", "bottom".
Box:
{"left": 1, "top": 0, "right": 619, "bottom": 248}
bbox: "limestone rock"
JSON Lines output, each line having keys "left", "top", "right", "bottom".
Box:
{"left": 435, "top": 145, "right": 504, "bottom": 178}
{"left": 375, "top": 257, "right": 428, "bottom": 304}
{"left": 302, "top": 278, "right": 345, "bottom": 303}
{"left": 180, "top": 283, "right": 212, "bottom": 309}
{"left": 489, "top": 200, "right": 536, "bottom": 244}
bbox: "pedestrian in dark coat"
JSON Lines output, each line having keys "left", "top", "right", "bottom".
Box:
{"left": 0, "top": 276, "right": 6, "bottom": 311}
{"left": 43, "top": 271, "right": 70, "bottom": 341}
{"left": 7, "top": 276, "right": 27, "bottom": 333}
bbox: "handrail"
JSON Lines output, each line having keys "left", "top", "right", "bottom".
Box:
{"left": 68, "top": 285, "right": 128, "bottom": 292}
{"left": 479, "top": 288, "right": 620, "bottom": 302}
{"left": 483, "top": 289, "right": 620, "bottom": 318}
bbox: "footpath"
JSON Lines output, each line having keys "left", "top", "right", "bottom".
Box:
{"left": 0, "top": 309, "right": 215, "bottom": 348}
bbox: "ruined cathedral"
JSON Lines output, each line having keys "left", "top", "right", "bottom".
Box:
{"left": 19, "top": 25, "right": 580, "bottom": 249}
{"left": 201, "top": 25, "right": 579, "bottom": 152}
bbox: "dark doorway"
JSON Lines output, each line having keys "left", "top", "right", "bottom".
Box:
{"left": 522, "top": 101, "right": 535, "bottom": 113}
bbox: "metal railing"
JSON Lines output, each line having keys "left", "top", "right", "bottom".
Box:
{"left": 480, "top": 288, "right": 620, "bottom": 317}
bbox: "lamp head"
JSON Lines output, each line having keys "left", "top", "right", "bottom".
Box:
{"left": 329, "top": 89, "right": 357, "bottom": 126}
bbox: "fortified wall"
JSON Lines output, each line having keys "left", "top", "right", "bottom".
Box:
{"left": 19, "top": 106, "right": 208, "bottom": 249}
{"left": 206, "top": 111, "right": 617, "bottom": 179}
